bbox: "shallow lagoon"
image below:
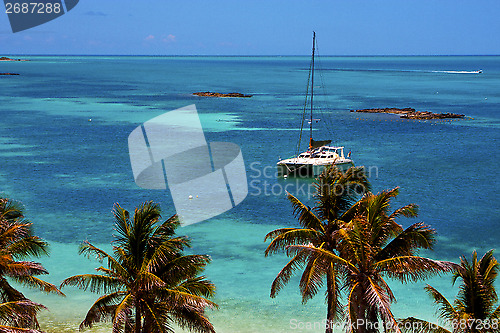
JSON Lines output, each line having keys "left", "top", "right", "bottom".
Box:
{"left": 0, "top": 55, "right": 499, "bottom": 332}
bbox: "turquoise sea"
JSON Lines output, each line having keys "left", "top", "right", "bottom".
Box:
{"left": 0, "top": 55, "right": 499, "bottom": 332}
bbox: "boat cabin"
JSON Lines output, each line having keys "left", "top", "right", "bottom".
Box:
{"left": 298, "top": 146, "right": 345, "bottom": 159}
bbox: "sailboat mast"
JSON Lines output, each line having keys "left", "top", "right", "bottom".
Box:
{"left": 309, "top": 31, "right": 316, "bottom": 148}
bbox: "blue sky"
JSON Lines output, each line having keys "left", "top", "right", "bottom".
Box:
{"left": 1, "top": 0, "right": 499, "bottom": 55}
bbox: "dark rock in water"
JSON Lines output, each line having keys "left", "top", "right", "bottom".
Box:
{"left": 193, "top": 91, "right": 252, "bottom": 98}
{"left": 0, "top": 73, "right": 20, "bottom": 75}
{"left": 351, "top": 107, "right": 465, "bottom": 120}
{"left": 0, "top": 56, "right": 27, "bottom": 61}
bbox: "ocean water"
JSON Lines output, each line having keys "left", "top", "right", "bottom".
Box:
{"left": 0, "top": 55, "right": 499, "bottom": 332}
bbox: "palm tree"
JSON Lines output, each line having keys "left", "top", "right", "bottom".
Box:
{"left": 400, "top": 250, "right": 500, "bottom": 333}
{"left": 287, "top": 188, "right": 457, "bottom": 333}
{"left": 0, "top": 197, "right": 64, "bottom": 332}
{"left": 61, "top": 201, "right": 218, "bottom": 333}
{"left": 264, "top": 166, "right": 371, "bottom": 333}
{"left": 0, "top": 300, "right": 47, "bottom": 333}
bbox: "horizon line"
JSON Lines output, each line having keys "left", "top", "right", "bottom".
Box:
{"left": 3, "top": 53, "right": 500, "bottom": 58}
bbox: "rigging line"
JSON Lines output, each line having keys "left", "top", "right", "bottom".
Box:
{"left": 314, "top": 40, "right": 336, "bottom": 144}
{"left": 296, "top": 52, "right": 314, "bottom": 158}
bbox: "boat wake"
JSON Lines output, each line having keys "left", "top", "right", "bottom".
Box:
{"left": 325, "top": 68, "right": 483, "bottom": 74}
{"left": 431, "top": 70, "right": 482, "bottom": 74}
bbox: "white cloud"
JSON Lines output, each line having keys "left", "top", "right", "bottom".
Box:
{"left": 162, "top": 34, "right": 176, "bottom": 43}
{"left": 145, "top": 35, "right": 155, "bottom": 41}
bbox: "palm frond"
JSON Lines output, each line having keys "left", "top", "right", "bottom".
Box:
{"left": 150, "top": 214, "right": 180, "bottom": 245}
{"left": 2, "top": 261, "right": 48, "bottom": 278}
{"left": 175, "top": 277, "right": 216, "bottom": 299}
{"left": 299, "top": 252, "right": 327, "bottom": 303}
{"left": 287, "top": 244, "right": 359, "bottom": 274}
{"left": 136, "top": 271, "right": 167, "bottom": 292}
{"left": 453, "top": 250, "right": 500, "bottom": 318}
{"left": 338, "top": 194, "right": 368, "bottom": 224}
{"left": 0, "top": 222, "right": 32, "bottom": 244}
{"left": 95, "top": 266, "right": 122, "bottom": 279}
{"left": 287, "top": 193, "right": 324, "bottom": 231}
{"left": 315, "top": 166, "right": 371, "bottom": 221}
{"left": 142, "top": 301, "right": 170, "bottom": 333}
{"left": 112, "top": 203, "right": 131, "bottom": 246}
{"left": 376, "top": 256, "right": 457, "bottom": 283}
{"left": 424, "top": 285, "right": 457, "bottom": 321}
{"left": 5, "top": 236, "right": 49, "bottom": 260}
{"left": 265, "top": 228, "right": 322, "bottom": 256}
{"left": 79, "top": 241, "right": 128, "bottom": 278}
{"left": 110, "top": 294, "right": 134, "bottom": 333}
{"left": 0, "top": 300, "right": 46, "bottom": 325}
{"left": 156, "top": 236, "right": 190, "bottom": 253}
{"left": 0, "top": 199, "right": 24, "bottom": 221}
{"left": 364, "top": 276, "right": 394, "bottom": 325}
{"left": 270, "top": 251, "right": 308, "bottom": 298}
{"left": 119, "top": 202, "right": 162, "bottom": 269}
{"left": 0, "top": 217, "right": 48, "bottom": 260}
{"left": 10, "top": 276, "right": 64, "bottom": 296}
{"left": 112, "top": 246, "right": 134, "bottom": 275}
{"left": 147, "top": 246, "right": 203, "bottom": 276}
{"left": 0, "top": 325, "right": 44, "bottom": 333}
{"left": 479, "top": 250, "right": 499, "bottom": 280}
{"left": 60, "top": 273, "right": 122, "bottom": 294}
{"left": 79, "top": 292, "right": 126, "bottom": 329}
{"left": 126, "top": 202, "right": 162, "bottom": 257}
{"left": 264, "top": 228, "right": 299, "bottom": 242}
{"left": 479, "top": 249, "right": 499, "bottom": 301}
{"left": 160, "top": 288, "right": 218, "bottom": 310}
{"left": 171, "top": 305, "right": 216, "bottom": 333}
{"left": 335, "top": 224, "right": 364, "bottom": 267}
{"left": 490, "top": 303, "right": 500, "bottom": 319}
{"left": 325, "top": 264, "right": 343, "bottom": 322}
{"left": 375, "top": 223, "right": 437, "bottom": 261}
{"left": 364, "top": 187, "right": 399, "bottom": 228}
{"left": 0, "top": 277, "right": 26, "bottom": 303}
{"left": 388, "top": 203, "right": 419, "bottom": 220}
{"left": 133, "top": 201, "right": 162, "bottom": 228}
{"left": 157, "top": 255, "right": 210, "bottom": 288}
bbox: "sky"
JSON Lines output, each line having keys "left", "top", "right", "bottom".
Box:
{"left": 1, "top": 0, "right": 500, "bottom": 56}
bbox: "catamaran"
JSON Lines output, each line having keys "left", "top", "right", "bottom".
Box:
{"left": 277, "top": 32, "right": 354, "bottom": 177}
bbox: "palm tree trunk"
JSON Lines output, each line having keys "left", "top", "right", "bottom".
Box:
{"left": 355, "top": 300, "right": 378, "bottom": 333}
{"left": 366, "top": 309, "right": 378, "bottom": 333}
{"left": 325, "top": 265, "right": 337, "bottom": 333}
{"left": 356, "top": 287, "right": 367, "bottom": 333}
{"left": 135, "top": 299, "right": 141, "bottom": 333}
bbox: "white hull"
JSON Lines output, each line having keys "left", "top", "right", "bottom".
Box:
{"left": 277, "top": 146, "right": 353, "bottom": 177}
